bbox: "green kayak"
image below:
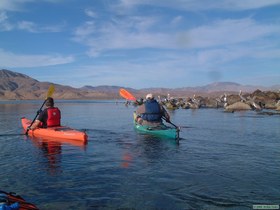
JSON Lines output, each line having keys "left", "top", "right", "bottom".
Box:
{"left": 133, "top": 113, "right": 180, "bottom": 141}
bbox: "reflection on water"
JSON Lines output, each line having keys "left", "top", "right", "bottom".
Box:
{"left": 0, "top": 101, "right": 279, "bottom": 210}
{"left": 33, "top": 139, "right": 62, "bottom": 175}
{"left": 26, "top": 135, "right": 88, "bottom": 175}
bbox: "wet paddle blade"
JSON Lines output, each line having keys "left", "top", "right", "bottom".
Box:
{"left": 119, "top": 88, "right": 136, "bottom": 101}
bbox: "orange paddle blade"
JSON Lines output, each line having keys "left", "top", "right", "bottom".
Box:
{"left": 119, "top": 88, "right": 136, "bottom": 101}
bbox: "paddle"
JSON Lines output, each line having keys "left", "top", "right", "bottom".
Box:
{"left": 119, "top": 88, "right": 181, "bottom": 143}
{"left": 119, "top": 88, "right": 180, "bottom": 128}
{"left": 25, "top": 84, "right": 55, "bottom": 135}
{"left": 162, "top": 116, "right": 179, "bottom": 129}
{"left": 162, "top": 115, "right": 181, "bottom": 143}
{"left": 119, "top": 88, "right": 137, "bottom": 101}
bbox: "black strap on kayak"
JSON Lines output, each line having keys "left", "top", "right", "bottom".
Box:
{"left": 146, "top": 125, "right": 167, "bottom": 130}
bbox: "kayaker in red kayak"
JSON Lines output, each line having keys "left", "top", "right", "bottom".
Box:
{"left": 135, "top": 93, "right": 170, "bottom": 126}
{"left": 28, "top": 97, "right": 61, "bottom": 131}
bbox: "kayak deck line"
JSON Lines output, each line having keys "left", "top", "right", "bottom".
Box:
{"left": 146, "top": 125, "right": 171, "bottom": 131}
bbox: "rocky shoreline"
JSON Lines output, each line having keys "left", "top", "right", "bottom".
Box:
{"left": 137, "top": 89, "right": 280, "bottom": 113}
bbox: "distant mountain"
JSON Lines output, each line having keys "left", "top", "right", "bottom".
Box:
{"left": 0, "top": 69, "right": 38, "bottom": 91}
{"left": 271, "top": 84, "right": 280, "bottom": 91}
{"left": 176, "top": 82, "right": 270, "bottom": 93}
{"left": 137, "top": 82, "right": 275, "bottom": 98}
{"left": 0, "top": 69, "right": 116, "bottom": 100}
{"left": 80, "top": 85, "right": 136, "bottom": 93}
{"left": 0, "top": 69, "right": 48, "bottom": 99}
{"left": 0, "top": 69, "right": 279, "bottom": 100}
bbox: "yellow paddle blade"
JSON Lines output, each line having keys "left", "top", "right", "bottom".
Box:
{"left": 46, "top": 84, "right": 55, "bottom": 99}
{"left": 119, "top": 88, "right": 136, "bottom": 101}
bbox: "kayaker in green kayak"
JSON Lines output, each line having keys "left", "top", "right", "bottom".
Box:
{"left": 135, "top": 93, "right": 170, "bottom": 126}
{"left": 28, "top": 97, "right": 61, "bottom": 131}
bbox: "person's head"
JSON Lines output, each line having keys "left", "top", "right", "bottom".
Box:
{"left": 45, "top": 97, "right": 54, "bottom": 107}
{"left": 146, "top": 93, "right": 154, "bottom": 100}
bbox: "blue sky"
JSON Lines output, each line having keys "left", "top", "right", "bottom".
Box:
{"left": 0, "top": 0, "right": 280, "bottom": 89}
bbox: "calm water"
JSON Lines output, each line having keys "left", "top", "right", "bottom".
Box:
{"left": 0, "top": 100, "right": 279, "bottom": 210}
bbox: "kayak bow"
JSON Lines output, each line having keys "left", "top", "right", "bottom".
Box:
{"left": 0, "top": 190, "right": 39, "bottom": 210}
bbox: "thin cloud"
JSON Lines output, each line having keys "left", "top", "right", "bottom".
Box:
{"left": 17, "top": 20, "right": 65, "bottom": 33}
{"left": 60, "top": 62, "right": 186, "bottom": 88}
{"left": 0, "top": 49, "right": 75, "bottom": 68}
{"left": 73, "top": 15, "right": 177, "bottom": 56}
{"left": 117, "top": 0, "right": 280, "bottom": 11}
{"left": 17, "top": 20, "right": 37, "bottom": 32}
{"left": 0, "top": 0, "right": 63, "bottom": 11}
{"left": 217, "top": 0, "right": 280, "bottom": 10}
{"left": 73, "top": 16, "right": 280, "bottom": 56}
{"left": 0, "top": 11, "right": 13, "bottom": 31}
{"left": 0, "top": 11, "right": 65, "bottom": 32}
{"left": 41, "top": 23, "right": 66, "bottom": 33}
{"left": 0, "top": 1, "right": 65, "bottom": 32}
{"left": 182, "top": 18, "right": 280, "bottom": 48}
{"left": 85, "top": 8, "right": 98, "bottom": 18}
{"left": 73, "top": 21, "right": 96, "bottom": 39}
{"left": 0, "top": 11, "right": 8, "bottom": 21}
{"left": 0, "top": 0, "right": 279, "bottom": 88}
{"left": 171, "top": 16, "right": 183, "bottom": 25}
{"left": 0, "top": 0, "right": 25, "bottom": 11}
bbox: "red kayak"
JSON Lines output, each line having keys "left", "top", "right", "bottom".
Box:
{"left": 0, "top": 190, "right": 39, "bottom": 210}
{"left": 21, "top": 117, "right": 88, "bottom": 143}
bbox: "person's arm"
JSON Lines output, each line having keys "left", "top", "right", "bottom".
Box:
{"left": 28, "top": 109, "right": 45, "bottom": 130}
{"left": 29, "top": 120, "right": 41, "bottom": 130}
{"left": 136, "top": 104, "right": 145, "bottom": 115}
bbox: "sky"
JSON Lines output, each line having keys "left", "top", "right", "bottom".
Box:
{"left": 0, "top": 0, "right": 280, "bottom": 89}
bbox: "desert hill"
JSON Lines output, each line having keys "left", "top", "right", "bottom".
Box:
{"left": 0, "top": 69, "right": 116, "bottom": 100}
{"left": 0, "top": 69, "right": 279, "bottom": 100}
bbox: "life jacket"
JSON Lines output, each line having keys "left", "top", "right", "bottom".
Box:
{"left": 47, "top": 107, "right": 61, "bottom": 127}
{"left": 141, "top": 100, "right": 162, "bottom": 122}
